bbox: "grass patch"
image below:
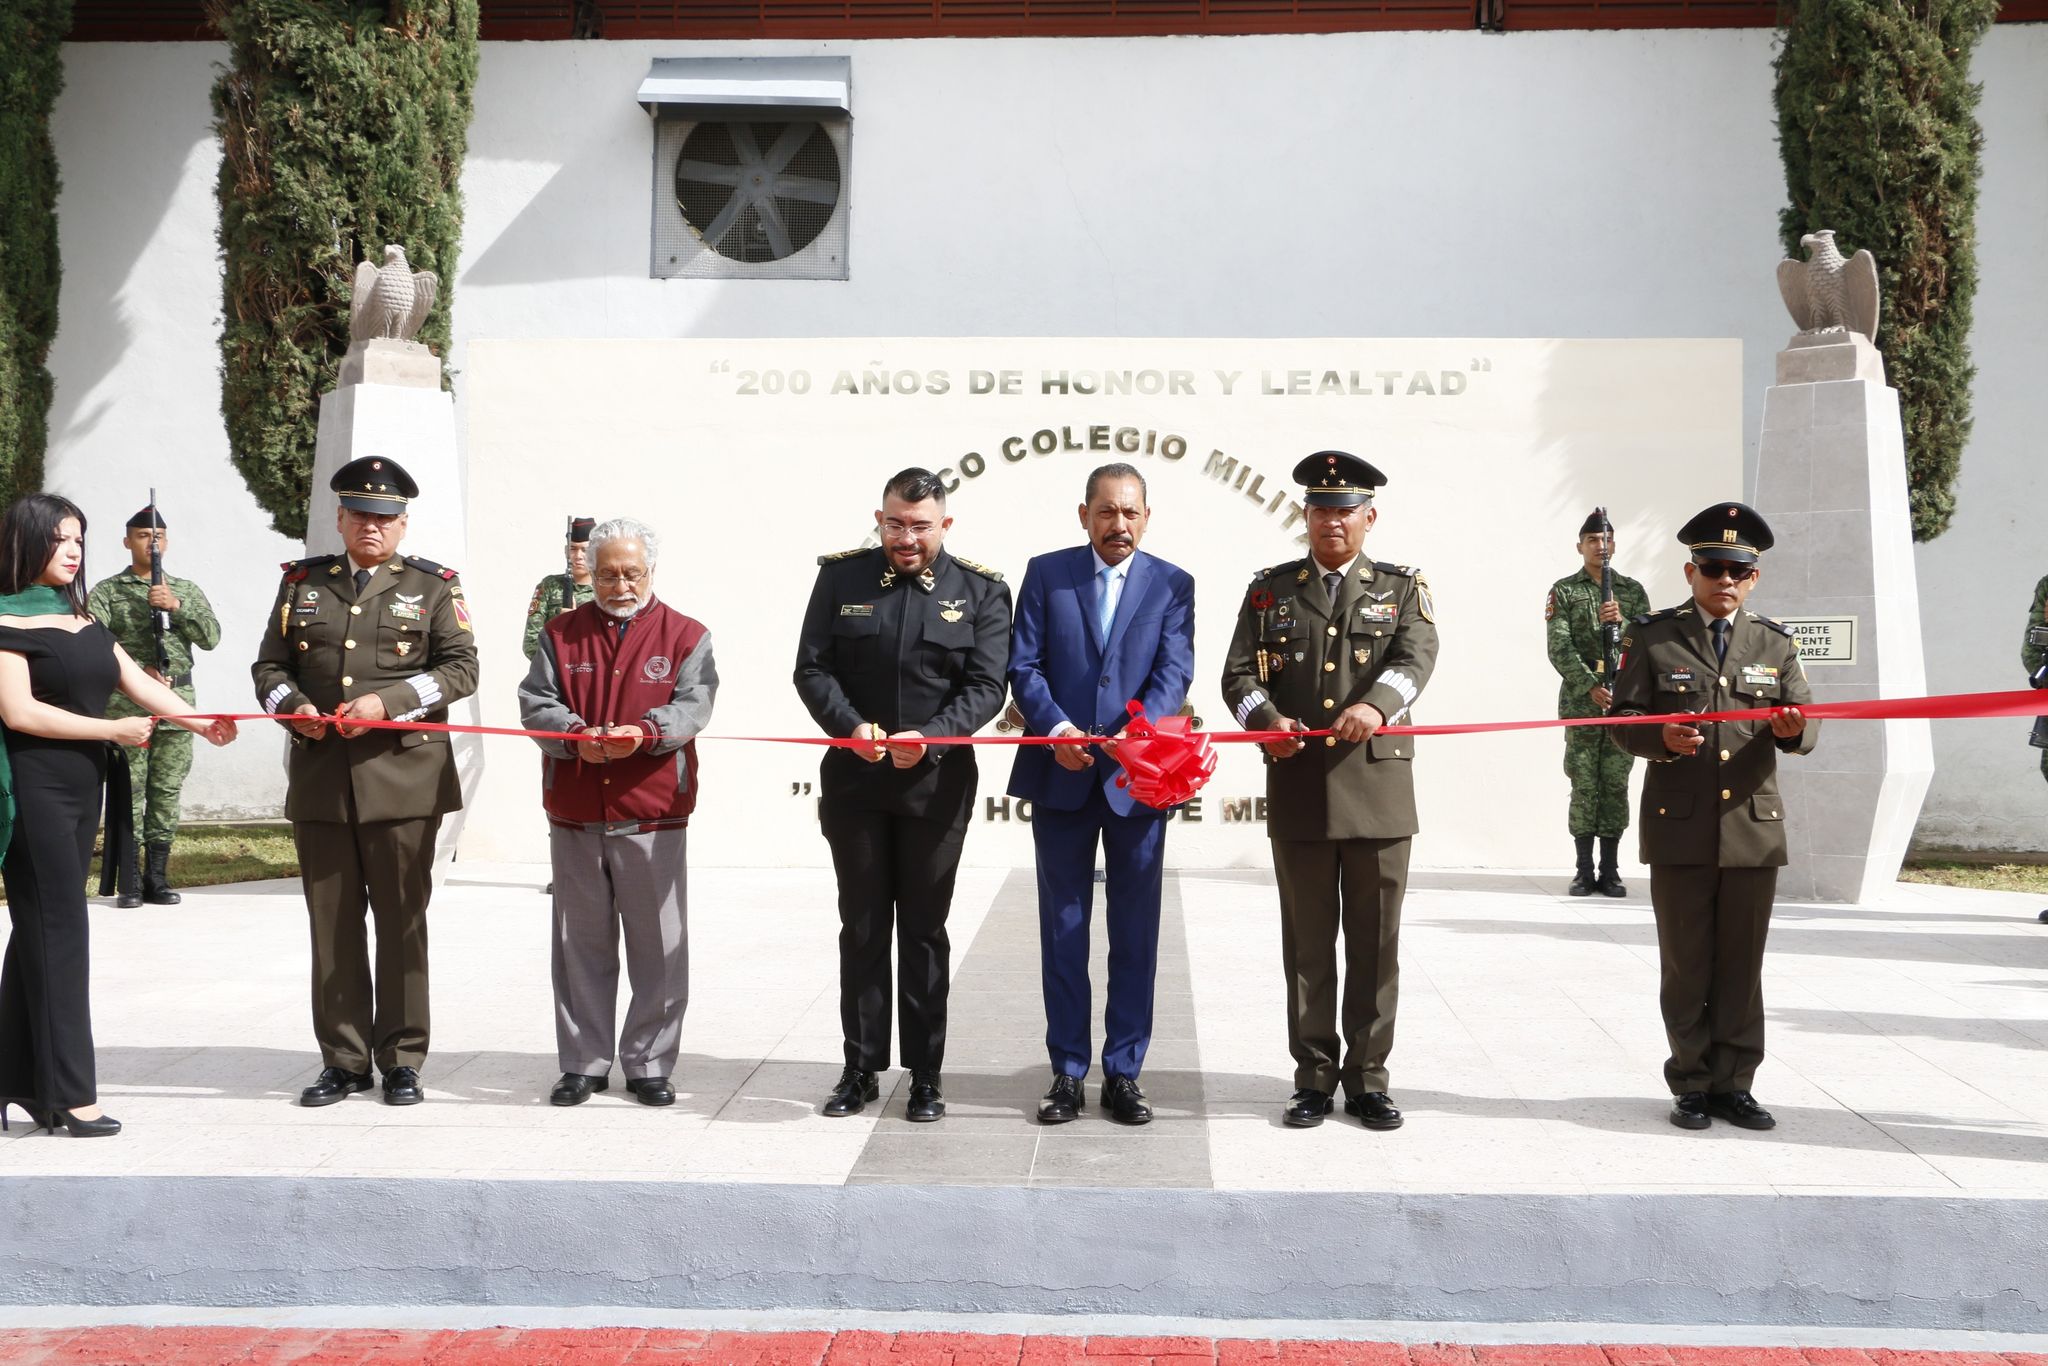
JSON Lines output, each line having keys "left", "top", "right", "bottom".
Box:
{"left": 83, "top": 822, "right": 299, "bottom": 894}
{"left": 1900, "top": 860, "right": 2048, "bottom": 895}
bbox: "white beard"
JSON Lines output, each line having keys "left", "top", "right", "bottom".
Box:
{"left": 599, "top": 596, "right": 644, "bottom": 619}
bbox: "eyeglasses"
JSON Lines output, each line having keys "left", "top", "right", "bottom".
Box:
{"left": 883, "top": 520, "right": 937, "bottom": 539}
{"left": 1692, "top": 560, "right": 1756, "bottom": 582}
{"left": 595, "top": 570, "right": 648, "bottom": 587}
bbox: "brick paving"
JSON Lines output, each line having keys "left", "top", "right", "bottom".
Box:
{"left": 1, "top": 1331, "right": 2044, "bottom": 1366}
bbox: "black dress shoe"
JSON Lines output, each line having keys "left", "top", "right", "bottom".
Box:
{"left": 1037, "top": 1073, "right": 1085, "bottom": 1125}
{"left": 382, "top": 1067, "right": 424, "bottom": 1106}
{"left": 1284, "top": 1088, "right": 1333, "bottom": 1128}
{"left": 626, "top": 1076, "right": 675, "bottom": 1107}
{"left": 45, "top": 1107, "right": 122, "bottom": 1138}
{"left": 1103, "top": 1075, "right": 1152, "bottom": 1126}
{"left": 1568, "top": 870, "right": 1596, "bottom": 897}
{"left": 906, "top": 1070, "right": 945, "bottom": 1123}
{"left": 1670, "top": 1090, "right": 1712, "bottom": 1130}
{"left": 1597, "top": 871, "right": 1627, "bottom": 898}
{"left": 300, "top": 1066, "right": 374, "bottom": 1108}
{"left": 2037, "top": 908, "right": 2047, "bottom": 924}
{"left": 821, "top": 1067, "right": 879, "bottom": 1117}
{"left": 550, "top": 1072, "right": 609, "bottom": 1106}
{"left": 1705, "top": 1090, "right": 1776, "bottom": 1130}
{"left": 1345, "top": 1091, "right": 1404, "bottom": 1130}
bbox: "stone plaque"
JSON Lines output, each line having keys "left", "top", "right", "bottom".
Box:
{"left": 1776, "top": 615, "right": 1858, "bottom": 666}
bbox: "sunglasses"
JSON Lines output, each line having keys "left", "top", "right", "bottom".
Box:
{"left": 1692, "top": 560, "right": 1756, "bottom": 582}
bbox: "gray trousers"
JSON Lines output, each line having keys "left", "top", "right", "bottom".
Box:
{"left": 548, "top": 824, "right": 690, "bottom": 1079}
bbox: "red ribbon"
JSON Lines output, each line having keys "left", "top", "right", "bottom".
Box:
{"left": 186, "top": 686, "right": 2048, "bottom": 749}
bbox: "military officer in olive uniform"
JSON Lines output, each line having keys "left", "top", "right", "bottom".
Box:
{"left": 253, "top": 457, "right": 480, "bottom": 1108}
{"left": 1221, "top": 451, "right": 1439, "bottom": 1133}
{"left": 522, "top": 515, "right": 596, "bottom": 659}
{"left": 1546, "top": 511, "right": 1651, "bottom": 897}
{"left": 794, "top": 467, "right": 1011, "bottom": 1124}
{"left": 2023, "top": 575, "right": 2048, "bottom": 923}
{"left": 86, "top": 504, "right": 222, "bottom": 908}
{"left": 1608, "top": 502, "right": 1816, "bottom": 1133}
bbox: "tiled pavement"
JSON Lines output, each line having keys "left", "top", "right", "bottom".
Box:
{"left": 2, "top": 1328, "right": 2047, "bottom": 1365}
{"left": 4, "top": 862, "right": 2047, "bottom": 1194}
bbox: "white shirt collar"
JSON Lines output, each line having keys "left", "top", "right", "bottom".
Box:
{"left": 1091, "top": 548, "right": 1134, "bottom": 581}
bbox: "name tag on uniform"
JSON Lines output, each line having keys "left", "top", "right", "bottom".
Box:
{"left": 293, "top": 603, "right": 320, "bottom": 617}
{"left": 389, "top": 602, "right": 424, "bottom": 622}
{"left": 839, "top": 604, "right": 873, "bottom": 617}
{"left": 1741, "top": 665, "right": 1780, "bottom": 683}
{"left": 1662, "top": 668, "right": 1697, "bottom": 692}
{"left": 1359, "top": 603, "right": 1398, "bottom": 624}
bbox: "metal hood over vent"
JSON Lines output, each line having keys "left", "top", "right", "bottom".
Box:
{"left": 636, "top": 56, "right": 850, "bottom": 121}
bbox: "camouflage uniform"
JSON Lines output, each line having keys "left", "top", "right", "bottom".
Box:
{"left": 2025, "top": 575, "right": 2048, "bottom": 783}
{"left": 1546, "top": 567, "right": 1651, "bottom": 838}
{"left": 85, "top": 569, "right": 222, "bottom": 843}
{"left": 522, "top": 574, "right": 594, "bottom": 658}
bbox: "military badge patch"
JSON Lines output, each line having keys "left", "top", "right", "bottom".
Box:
{"left": 452, "top": 597, "right": 473, "bottom": 631}
{"left": 1250, "top": 589, "right": 1275, "bottom": 610}
{"left": 840, "top": 604, "right": 874, "bottom": 617}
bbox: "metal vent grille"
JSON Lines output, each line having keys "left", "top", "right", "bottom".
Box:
{"left": 654, "top": 118, "right": 849, "bottom": 280}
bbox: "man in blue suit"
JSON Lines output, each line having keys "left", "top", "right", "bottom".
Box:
{"left": 1007, "top": 463, "right": 1196, "bottom": 1126}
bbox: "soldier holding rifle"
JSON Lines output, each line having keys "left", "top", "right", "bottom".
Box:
{"left": 2023, "top": 579, "right": 2048, "bottom": 923}
{"left": 86, "top": 501, "right": 222, "bottom": 907}
{"left": 1545, "top": 510, "right": 1649, "bottom": 897}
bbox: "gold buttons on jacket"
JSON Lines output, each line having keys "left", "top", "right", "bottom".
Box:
{"left": 1720, "top": 749, "right": 1730, "bottom": 761}
{"left": 1324, "top": 662, "right": 1336, "bottom": 673}
{"left": 344, "top": 639, "right": 356, "bottom": 650}
{"left": 1721, "top": 788, "right": 1732, "bottom": 800}
{"left": 1327, "top": 626, "right": 1338, "bottom": 637}
{"left": 1719, "top": 676, "right": 1729, "bottom": 687}
{"left": 350, "top": 606, "right": 362, "bottom": 616}
{"left": 342, "top": 675, "right": 353, "bottom": 686}
{"left": 1373, "top": 630, "right": 1384, "bottom": 638}
{"left": 1657, "top": 806, "right": 1667, "bottom": 815}
{"left": 297, "top": 641, "right": 308, "bottom": 651}
{"left": 1322, "top": 699, "right": 1335, "bottom": 710}
{"left": 1325, "top": 736, "right": 1337, "bottom": 747}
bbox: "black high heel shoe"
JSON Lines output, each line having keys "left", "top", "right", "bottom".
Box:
{"left": 45, "top": 1107, "right": 121, "bottom": 1138}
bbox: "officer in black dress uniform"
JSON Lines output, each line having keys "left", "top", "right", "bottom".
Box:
{"left": 793, "top": 468, "right": 1012, "bottom": 1123}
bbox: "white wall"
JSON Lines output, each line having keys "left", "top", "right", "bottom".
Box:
{"left": 44, "top": 26, "right": 2048, "bottom": 852}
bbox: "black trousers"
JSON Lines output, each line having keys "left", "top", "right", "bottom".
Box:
{"left": 0, "top": 774, "right": 105, "bottom": 1112}
{"left": 820, "top": 799, "right": 971, "bottom": 1073}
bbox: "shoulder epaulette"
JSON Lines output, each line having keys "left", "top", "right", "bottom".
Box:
{"left": 1632, "top": 607, "right": 1679, "bottom": 627}
{"left": 404, "top": 555, "right": 458, "bottom": 580}
{"left": 280, "top": 553, "right": 338, "bottom": 584}
{"left": 1373, "top": 561, "right": 1419, "bottom": 577}
{"left": 1251, "top": 558, "right": 1306, "bottom": 583}
{"left": 817, "top": 546, "right": 871, "bottom": 566}
{"left": 1750, "top": 612, "right": 1795, "bottom": 637}
{"left": 952, "top": 556, "right": 1003, "bottom": 583}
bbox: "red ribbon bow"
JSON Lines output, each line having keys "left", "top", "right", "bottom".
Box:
{"left": 1111, "top": 700, "right": 1218, "bottom": 810}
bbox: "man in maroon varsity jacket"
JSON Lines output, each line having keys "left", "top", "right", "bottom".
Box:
{"left": 517, "top": 518, "right": 718, "bottom": 1109}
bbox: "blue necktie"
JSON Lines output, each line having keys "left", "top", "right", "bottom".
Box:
{"left": 1711, "top": 617, "right": 1730, "bottom": 665}
{"left": 1097, "top": 565, "right": 1116, "bottom": 639}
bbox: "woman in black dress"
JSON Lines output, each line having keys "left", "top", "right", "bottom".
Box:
{"left": 0, "top": 494, "right": 236, "bottom": 1137}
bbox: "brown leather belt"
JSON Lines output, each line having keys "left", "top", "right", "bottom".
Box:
{"left": 549, "top": 816, "right": 690, "bottom": 837}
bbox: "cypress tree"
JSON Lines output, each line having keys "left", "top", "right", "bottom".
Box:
{"left": 0, "top": 0, "right": 72, "bottom": 506}
{"left": 209, "top": 0, "right": 478, "bottom": 539}
{"left": 1775, "top": 0, "right": 1996, "bottom": 542}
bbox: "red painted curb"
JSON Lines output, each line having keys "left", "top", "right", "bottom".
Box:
{"left": 0, "top": 1330, "right": 2039, "bottom": 1366}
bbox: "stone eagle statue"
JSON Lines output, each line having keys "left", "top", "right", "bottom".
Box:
{"left": 348, "top": 244, "right": 439, "bottom": 344}
{"left": 1777, "top": 229, "right": 1880, "bottom": 343}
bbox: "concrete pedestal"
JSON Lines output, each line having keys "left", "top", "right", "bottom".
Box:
{"left": 1754, "top": 334, "right": 1933, "bottom": 903}
{"left": 310, "top": 369, "right": 482, "bottom": 857}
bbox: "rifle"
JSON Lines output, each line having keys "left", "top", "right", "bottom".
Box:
{"left": 147, "top": 489, "right": 172, "bottom": 676}
{"left": 2029, "top": 625, "right": 2048, "bottom": 751}
{"left": 1594, "top": 506, "right": 1620, "bottom": 679}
